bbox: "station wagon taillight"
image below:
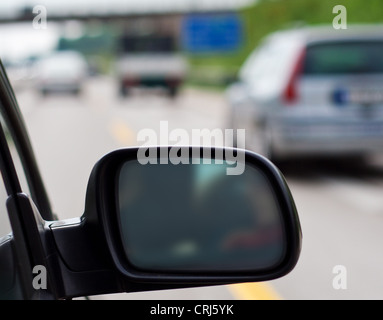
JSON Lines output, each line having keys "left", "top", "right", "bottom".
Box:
{"left": 283, "top": 48, "right": 306, "bottom": 104}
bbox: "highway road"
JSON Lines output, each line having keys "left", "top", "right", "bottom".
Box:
{"left": 7, "top": 76, "right": 383, "bottom": 300}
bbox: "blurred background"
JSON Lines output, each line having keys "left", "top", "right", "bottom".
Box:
{"left": 2, "top": 0, "right": 383, "bottom": 300}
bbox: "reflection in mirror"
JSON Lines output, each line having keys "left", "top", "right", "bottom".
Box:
{"left": 118, "top": 159, "right": 286, "bottom": 273}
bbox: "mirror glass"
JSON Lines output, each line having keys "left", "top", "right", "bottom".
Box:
{"left": 117, "top": 159, "right": 286, "bottom": 273}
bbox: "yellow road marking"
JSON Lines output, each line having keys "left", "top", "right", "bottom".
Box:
{"left": 109, "top": 120, "right": 136, "bottom": 146}
{"left": 229, "top": 282, "right": 282, "bottom": 300}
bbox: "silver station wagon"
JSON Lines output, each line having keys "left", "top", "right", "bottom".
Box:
{"left": 227, "top": 25, "right": 383, "bottom": 162}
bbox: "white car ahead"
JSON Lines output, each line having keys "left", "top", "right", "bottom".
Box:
{"left": 35, "top": 51, "right": 88, "bottom": 96}
{"left": 227, "top": 25, "right": 383, "bottom": 162}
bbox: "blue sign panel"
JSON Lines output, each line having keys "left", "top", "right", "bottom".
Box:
{"left": 182, "top": 13, "right": 243, "bottom": 53}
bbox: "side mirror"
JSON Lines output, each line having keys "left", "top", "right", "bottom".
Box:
{"left": 83, "top": 146, "right": 301, "bottom": 285}
{"left": 50, "top": 146, "right": 301, "bottom": 298}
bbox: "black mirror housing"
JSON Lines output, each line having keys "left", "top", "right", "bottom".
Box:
{"left": 82, "top": 146, "right": 302, "bottom": 287}
{"left": 48, "top": 146, "right": 301, "bottom": 298}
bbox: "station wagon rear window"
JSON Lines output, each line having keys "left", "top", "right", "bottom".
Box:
{"left": 303, "top": 41, "right": 383, "bottom": 75}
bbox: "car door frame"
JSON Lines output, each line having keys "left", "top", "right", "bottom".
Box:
{"left": 0, "top": 60, "right": 54, "bottom": 221}
{"left": 0, "top": 60, "right": 61, "bottom": 299}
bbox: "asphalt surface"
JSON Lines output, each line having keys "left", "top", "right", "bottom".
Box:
{"left": 7, "top": 76, "right": 383, "bottom": 300}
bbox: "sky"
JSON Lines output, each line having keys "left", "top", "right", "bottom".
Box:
{"left": 0, "top": 0, "right": 256, "bottom": 18}
{"left": 0, "top": 22, "right": 59, "bottom": 61}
